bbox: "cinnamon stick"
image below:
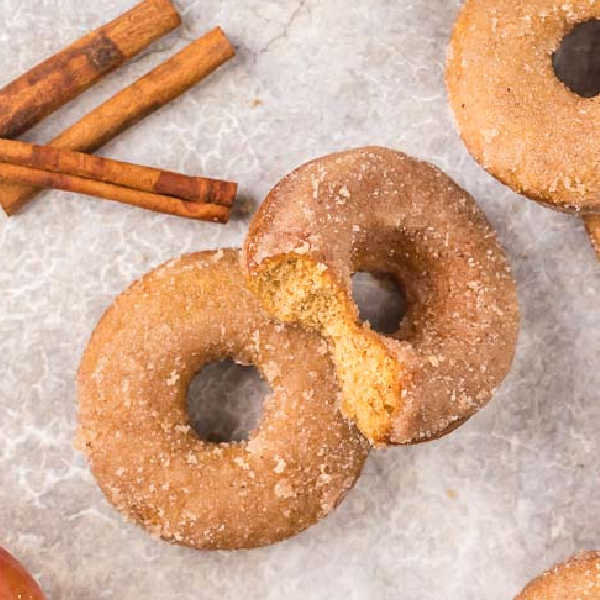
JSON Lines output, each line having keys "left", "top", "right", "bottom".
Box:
{"left": 0, "top": 0, "right": 180, "bottom": 140}
{"left": 584, "top": 215, "right": 600, "bottom": 260}
{"left": 0, "top": 162, "right": 231, "bottom": 223}
{"left": 1, "top": 27, "right": 235, "bottom": 215}
{"left": 0, "top": 137, "right": 236, "bottom": 207}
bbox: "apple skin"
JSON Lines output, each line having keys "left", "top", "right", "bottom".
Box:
{"left": 0, "top": 547, "right": 45, "bottom": 600}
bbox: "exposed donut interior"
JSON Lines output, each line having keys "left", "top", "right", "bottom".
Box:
{"left": 248, "top": 252, "right": 407, "bottom": 445}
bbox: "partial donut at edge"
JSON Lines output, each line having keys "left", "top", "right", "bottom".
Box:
{"left": 446, "top": 0, "right": 600, "bottom": 215}
{"left": 515, "top": 551, "right": 600, "bottom": 599}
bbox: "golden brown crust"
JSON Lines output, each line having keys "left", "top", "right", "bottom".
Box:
{"left": 516, "top": 552, "right": 600, "bottom": 599}
{"left": 76, "top": 249, "right": 368, "bottom": 550}
{"left": 243, "top": 147, "right": 520, "bottom": 444}
{"left": 446, "top": 0, "right": 600, "bottom": 215}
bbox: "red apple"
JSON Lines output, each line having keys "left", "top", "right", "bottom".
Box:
{"left": 0, "top": 546, "right": 45, "bottom": 600}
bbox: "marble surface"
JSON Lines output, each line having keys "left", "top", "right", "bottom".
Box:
{"left": 1, "top": 1, "right": 599, "bottom": 598}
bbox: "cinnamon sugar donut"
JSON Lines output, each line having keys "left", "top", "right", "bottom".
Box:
{"left": 446, "top": 0, "right": 600, "bottom": 215}
{"left": 242, "top": 147, "right": 519, "bottom": 445}
{"left": 515, "top": 552, "right": 600, "bottom": 599}
{"left": 76, "top": 249, "right": 368, "bottom": 550}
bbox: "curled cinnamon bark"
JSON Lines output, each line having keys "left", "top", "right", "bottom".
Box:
{"left": 0, "top": 0, "right": 180, "bottom": 139}
{"left": 0, "top": 137, "right": 236, "bottom": 222}
{"left": 1, "top": 27, "right": 235, "bottom": 215}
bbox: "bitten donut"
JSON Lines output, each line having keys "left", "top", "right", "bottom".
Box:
{"left": 76, "top": 249, "right": 368, "bottom": 550}
{"left": 515, "top": 552, "right": 600, "bottom": 599}
{"left": 243, "top": 147, "right": 519, "bottom": 445}
{"left": 446, "top": 0, "right": 600, "bottom": 215}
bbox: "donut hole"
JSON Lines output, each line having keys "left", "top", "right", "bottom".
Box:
{"left": 186, "top": 360, "right": 269, "bottom": 443}
{"left": 553, "top": 19, "right": 600, "bottom": 98}
{"left": 351, "top": 271, "right": 407, "bottom": 334}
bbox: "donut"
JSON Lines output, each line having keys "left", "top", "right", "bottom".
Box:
{"left": 242, "top": 147, "right": 520, "bottom": 445}
{"left": 515, "top": 552, "right": 600, "bottom": 599}
{"left": 0, "top": 546, "right": 45, "bottom": 600}
{"left": 446, "top": 0, "right": 600, "bottom": 215}
{"left": 76, "top": 249, "right": 368, "bottom": 550}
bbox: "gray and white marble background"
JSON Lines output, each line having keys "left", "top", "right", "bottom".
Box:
{"left": 1, "top": 1, "right": 599, "bottom": 598}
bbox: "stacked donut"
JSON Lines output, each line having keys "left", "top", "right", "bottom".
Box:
{"left": 77, "top": 147, "right": 520, "bottom": 550}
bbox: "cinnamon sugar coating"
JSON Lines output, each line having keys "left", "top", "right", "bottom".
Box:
{"left": 76, "top": 249, "right": 368, "bottom": 550}
{"left": 243, "top": 147, "right": 519, "bottom": 445}
{"left": 515, "top": 552, "right": 600, "bottom": 599}
{"left": 446, "top": 0, "right": 600, "bottom": 215}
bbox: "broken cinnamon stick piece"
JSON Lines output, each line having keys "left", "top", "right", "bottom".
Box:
{"left": 0, "top": 0, "right": 180, "bottom": 140}
{"left": 0, "top": 162, "right": 231, "bottom": 223}
{"left": 1, "top": 27, "right": 235, "bottom": 215}
{"left": 0, "top": 138, "right": 236, "bottom": 207}
{"left": 584, "top": 215, "right": 600, "bottom": 260}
